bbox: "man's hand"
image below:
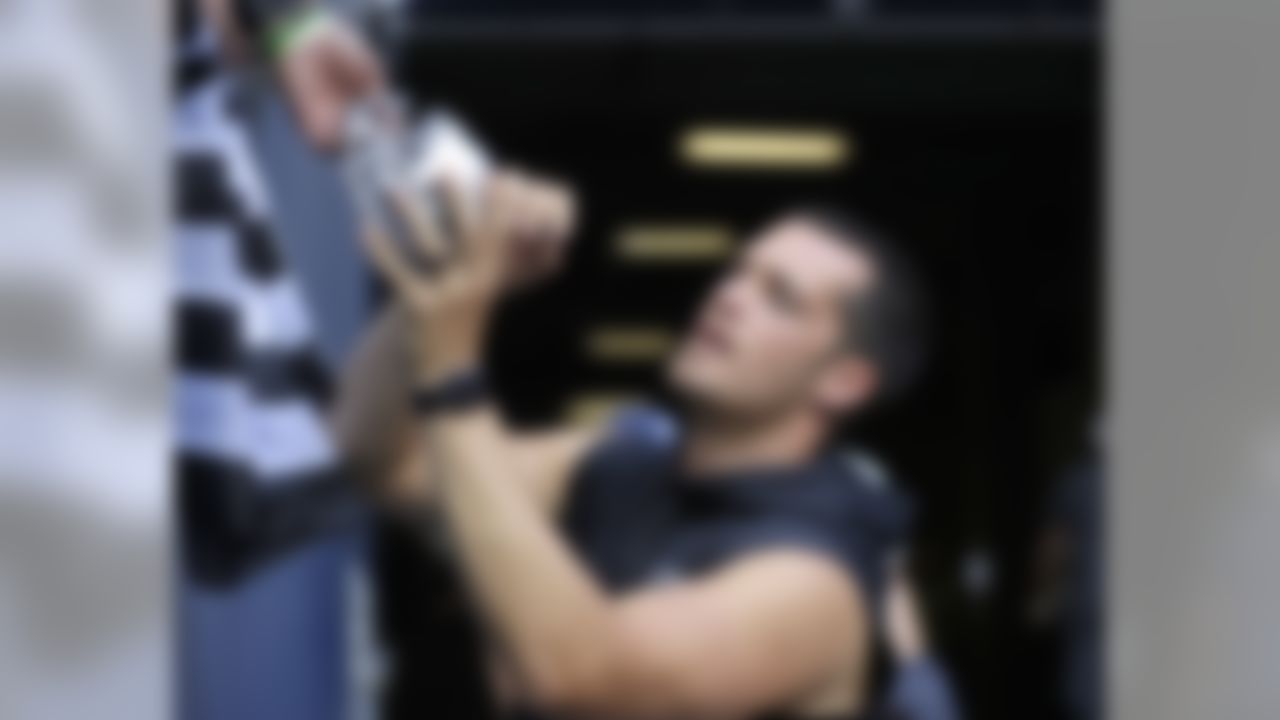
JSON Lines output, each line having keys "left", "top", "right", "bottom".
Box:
{"left": 359, "top": 170, "right": 575, "bottom": 384}
{"left": 335, "top": 168, "right": 581, "bottom": 511}
{"left": 275, "top": 11, "right": 384, "bottom": 152}
{"left": 503, "top": 171, "right": 577, "bottom": 290}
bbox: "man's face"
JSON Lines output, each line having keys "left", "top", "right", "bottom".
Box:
{"left": 667, "top": 216, "right": 877, "bottom": 421}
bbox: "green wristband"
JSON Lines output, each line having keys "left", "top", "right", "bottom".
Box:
{"left": 266, "top": 5, "right": 330, "bottom": 62}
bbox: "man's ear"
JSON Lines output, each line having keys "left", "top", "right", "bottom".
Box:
{"left": 814, "top": 354, "right": 877, "bottom": 416}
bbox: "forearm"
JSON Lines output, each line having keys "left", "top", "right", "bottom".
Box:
{"left": 427, "top": 408, "right": 623, "bottom": 706}
{"left": 335, "top": 306, "right": 593, "bottom": 512}
{"left": 355, "top": 166, "right": 609, "bottom": 703}
{"left": 333, "top": 305, "right": 415, "bottom": 486}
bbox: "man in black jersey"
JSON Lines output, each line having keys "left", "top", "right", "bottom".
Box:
{"left": 337, "top": 177, "right": 928, "bottom": 719}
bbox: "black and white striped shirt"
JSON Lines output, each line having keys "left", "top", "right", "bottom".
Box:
{"left": 174, "top": 16, "right": 357, "bottom": 585}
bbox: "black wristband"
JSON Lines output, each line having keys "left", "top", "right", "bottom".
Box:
{"left": 411, "top": 367, "right": 491, "bottom": 416}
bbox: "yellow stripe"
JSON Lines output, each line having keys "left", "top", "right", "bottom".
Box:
{"left": 584, "top": 326, "right": 673, "bottom": 363}
{"left": 679, "top": 125, "right": 851, "bottom": 171}
{"left": 563, "top": 392, "right": 638, "bottom": 425}
{"left": 615, "top": 223, "right": 734, "bottom": 263}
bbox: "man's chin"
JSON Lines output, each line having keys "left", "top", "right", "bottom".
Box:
{"left": 666, "top": 358, "right": 711, "bottom": 400}
{"left": 667, "top": 371, "right": 733, "bottom": 417}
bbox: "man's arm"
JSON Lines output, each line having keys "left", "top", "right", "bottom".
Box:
{"left": 331, "top": 304, "right": 597, "bottom": 514}
{"left": 334, "top": 172, "right": 589, "bottom": 514}
{"left": 427, "top": 407, "right": 869, "bottom": 718}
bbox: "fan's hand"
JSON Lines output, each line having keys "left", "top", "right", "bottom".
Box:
{"left": 275, "top": 13, "right": 384, "bottom": 152}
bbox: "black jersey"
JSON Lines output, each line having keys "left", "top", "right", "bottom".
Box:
{"left": 510, "top": 406, "right": 918, "bottom": 720}
{"left": 563, "top": 404, "right": 912, "bottom": 626}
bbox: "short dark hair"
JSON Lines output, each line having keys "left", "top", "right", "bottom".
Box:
{"left": 789, "top": 207, "right": 931, "bottom": 400}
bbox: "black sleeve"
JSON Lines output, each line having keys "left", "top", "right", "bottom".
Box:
{"left": 798, "top": 487, "right": 913, "bottom": 618}
{"left": 717, "top": 517, "right": 895, "bottom": 614}
{"left": 708, "top": 484, "right": 913, "bottom": 619}
{"left": 180, "top": 456, "right": 362, "bottom": 587}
